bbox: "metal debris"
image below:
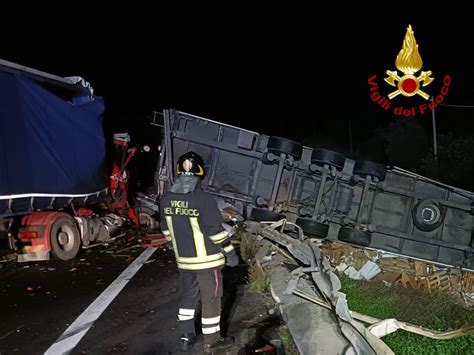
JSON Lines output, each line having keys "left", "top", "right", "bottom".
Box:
{"left": 259, "top": 220, "right": 394, "bottom": 355}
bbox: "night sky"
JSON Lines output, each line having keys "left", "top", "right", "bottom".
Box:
{"left": 3, "top": 11, "right": 474, "bottom": 155}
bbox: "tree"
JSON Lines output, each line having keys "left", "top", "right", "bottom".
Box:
{"left": 359, "top": 118, "right": 429, "bottom": 170}
{"left": 384, "top": 119, "right": 428, "bottom": 173}
{"left": 422, "top": 134, "right": 474, "bottom": 191}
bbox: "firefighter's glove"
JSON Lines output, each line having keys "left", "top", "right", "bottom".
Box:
{"left": 225, "top": 251, "right": 239, "bottom": 267}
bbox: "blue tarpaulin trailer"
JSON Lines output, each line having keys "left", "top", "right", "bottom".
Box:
{"left": 0, "top": 60, "right": 108, "bottom": 217}
{"left": 0, "top": 59, "right": 129, "bottom": 262}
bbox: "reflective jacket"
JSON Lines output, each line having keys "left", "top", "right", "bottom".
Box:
{"left": 159, "top": 177, "right": 234, "bottom": 271}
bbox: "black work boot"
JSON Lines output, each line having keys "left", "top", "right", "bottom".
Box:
{"left": 180, "top": 332, "right": 196, "bottom": 351}
{"left": 203, "top": 335, "right": 234, "bottom": 354}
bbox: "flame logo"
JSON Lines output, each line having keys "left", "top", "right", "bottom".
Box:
{"left": 384, "top": 25, "right": 434, "bottom": 100}
{"left": 395, "top": 25, "right": 422, "bottom": 75}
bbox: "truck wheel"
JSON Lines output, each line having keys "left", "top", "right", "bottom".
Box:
{"left": 353, "top": 160, "right": 386, "bottom": 182}
{"left": 267, "top": 136, "right": 303, "bottom": 161}
{"left": 412, "top": 199, "right": 444, "bottom": 232}
{"left": 50, "top": 216, "right": 81, "bottom": 260}
{"left": 249, "top": 207, "right": 285, "bottom": 222}
{"left": 136, "top": 206, "right": 159, "bottom": 232}
{"left": 338, "top": 227, "right": 372, "bottom": 247}
{"left": 295, "top": 218, "right": 329, "bottom": 238}
{"left": 311, "top": 148, "right": 345, "bottom": 171}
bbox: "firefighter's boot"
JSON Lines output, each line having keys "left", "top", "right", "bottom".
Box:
{"left": 202, "top": 335, "right": 234, "bottom": 354}
{"left": 180, "top": 332, "right": 196, "bottom": 351}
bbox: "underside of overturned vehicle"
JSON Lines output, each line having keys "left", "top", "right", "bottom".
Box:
{"left": 154, "top": 109, "right": 474, "bottom": 270}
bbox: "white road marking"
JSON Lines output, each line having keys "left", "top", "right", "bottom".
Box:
{"left": 44, "top": 248, "right": 157, "bottom": 355}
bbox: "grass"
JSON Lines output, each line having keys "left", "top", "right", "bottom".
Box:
{"left": 383, "top": 331, "right": 474, "bottom": 355}
{"left": 248, "top": 263, "right": 269, "bottom": 294}
{"left": 277, "top": 325, "right": 299, "bottom": 355}
{"left": 240, "top": 233, "right": 260, "bottom": 263}
{"left": 234, "top": 222, "right": 247, "bottom": 240}
{"left": 340, "top": 276, "right": 474, "bottom": 354}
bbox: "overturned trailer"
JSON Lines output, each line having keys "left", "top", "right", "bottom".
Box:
{"left": 154, "top": 109, "right": 474, "bottom": 270}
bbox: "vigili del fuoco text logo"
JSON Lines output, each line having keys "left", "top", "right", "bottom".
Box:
{"left": 368, "top": 25, "right": 451, "bottom": 117}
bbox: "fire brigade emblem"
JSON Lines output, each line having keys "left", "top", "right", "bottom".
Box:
{"left": 385, "top": 25, "right": 434, "bottom": 100}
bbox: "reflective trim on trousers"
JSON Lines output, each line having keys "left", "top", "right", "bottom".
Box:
{"left": 202, "top": 315, "right": 220, "bottom": 325}
{"left": 178, "top": 308, "right": 195, "bottom": 316}
{"left": 202, "top": 325, "right": 220, "bottom": 334}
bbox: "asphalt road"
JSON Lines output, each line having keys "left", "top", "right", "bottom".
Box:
{"left": 0, "top": 245, "right": 183, "bottom": 355}
{"left": 0, "top": 240, "right": 267, "bottom": 355}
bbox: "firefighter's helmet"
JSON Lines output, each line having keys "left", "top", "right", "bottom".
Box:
{"left": 176, "top": 151, "right": 205, "bottom": 176}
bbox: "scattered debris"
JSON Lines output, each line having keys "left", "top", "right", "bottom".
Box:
{"left": 426, "top": 271, "right": 450, "bottom": 292}
{"left": 0, "top": 253, "right": 16, "bottom": 263}
{"left": 288, "top": 246, "right": 474, "bottom": 343}
{"left": 139, "top": 234, "right": 167, "bottom": 248}
{"left": 219, "top": 204, "right": 243, "bottom": 222}
{"left": 336, "top": 262, "right": 349, "bottom": 273}
{"left": 320, "top": 242, "right": 474, "bottom": 307}
{"left": 414, "top": 261, "right": 428, "bottom": 277}
{"left": 358, "top": 261, "right": 381, "bottom": 280}
{"left": 248, "top": 343, "right": 275, "bottom": 353}
{"left": 259, "top": 221, "right": 394, "bottom": 355}
{"left": 344, "top": 260, "right": 380, "bottom": 281}
{"left": 396, "top": 273, "right": 417, "bottom": 289}
{"left": 113, "top": 245, "right": 141, "bottom": 254}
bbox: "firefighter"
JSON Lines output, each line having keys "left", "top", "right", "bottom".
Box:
{"left": 159, "top": 151, "right": 238, "bottom": 353}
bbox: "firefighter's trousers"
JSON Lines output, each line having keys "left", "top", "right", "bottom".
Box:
{"left": 177, "top": 267, "right": 223, "bottom": 341}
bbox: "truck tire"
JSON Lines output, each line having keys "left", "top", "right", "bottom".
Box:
{"left": 338, "top": 227, "right": 371, "bottom": 247}
{"left": 267, "top": 136, "right": 303, "bottom": 161}
{"left": 311, "top": 148, "right": 345, "bottom": 171}
{"left": 295, "top": 218, "right": 329, "bottom": 238}
{"left": 50, "top": 216, "right": 81, "bottom": 260}
{"left": 136, "top": 206, "right": 159, "bottom": 232}
{"left": 412, "top": 199, "right": 445, "bottom": 232}
{"left": 249, "top": 207, "right": 285, "bottom": 222}
{"left": 353, "top": 160, "right": 386, "bottom": 182}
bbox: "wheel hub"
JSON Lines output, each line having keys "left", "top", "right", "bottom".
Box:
{"left": 421, "top": 206, "right": 439, "bottom": 224}
{"left": 58, "top": 231, "right": 69, "bottom": 245}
